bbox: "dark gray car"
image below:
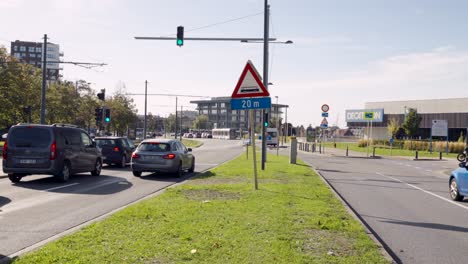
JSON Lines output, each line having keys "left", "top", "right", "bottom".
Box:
{"left": 2, "top": 124, "right": 102, "bottom": 183}
{"left": 131, "top": 139, "right": 195, "bottom": 177}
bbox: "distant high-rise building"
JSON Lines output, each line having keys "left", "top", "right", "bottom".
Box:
{"left": 10, "top": 40, "right": 63, "bottom": 81}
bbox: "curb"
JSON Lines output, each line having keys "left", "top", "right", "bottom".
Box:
{"left": 303, "top": 160, "right": 399, "bottom": 264}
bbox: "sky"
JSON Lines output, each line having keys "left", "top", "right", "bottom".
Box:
{"left": 1, "top": 0, "right": 468, "bottom": 127}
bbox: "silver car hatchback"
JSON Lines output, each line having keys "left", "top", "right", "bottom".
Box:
{"left": 131, "top": 139, "right": 195, "bottom": 177}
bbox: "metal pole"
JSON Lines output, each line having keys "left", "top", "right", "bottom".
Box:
{"left": 180, "top": 106, "right": 183, "bottom": 140}
{"left": 144, "top": 80, "right": 148, "bottom": 139}
{"left": 250, "top": 110, "right": 258, "bottom": 190}
{"left": 261, "top": 0, "right": 270, "bottom": 170}
{"left": 276, "top": 96, "right": 279, "bottom": 156}
{"left": 175, "top": 97, "right": 178, "bottom": 139}
{"left": 40, "top": 34, "right": 48, "bottom": 124}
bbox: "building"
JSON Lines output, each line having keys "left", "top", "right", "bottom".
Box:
{"left": 190, "top": 97, "right": 288, "bottom": 131}
{"left": 346, "top": 98, "right": 468, "bottom": 141}
{"left": 10, "top": 40, "right": 63, "bottom": 81}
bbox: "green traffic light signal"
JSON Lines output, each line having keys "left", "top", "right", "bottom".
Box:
{"left": 264, "top": 122, "right": 268, "bottom": 127}
{"left": 177, "top": 26, "right": 184, "bottom": 46}
{"left": 177, "top": 39, "right": 183, "bottom": 46}
{"left": 105, "top": 117, "right": 110, "bottom": 122}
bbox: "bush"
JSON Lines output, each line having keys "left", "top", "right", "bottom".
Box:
{"left": 357, "top": 139, "right": 465, "bottom": 153}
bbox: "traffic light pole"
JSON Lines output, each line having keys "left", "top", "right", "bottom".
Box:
{"left": 261, "top": 1, "right": 270, "bottom": 170}
{"left": 40, "top": 34, "right": 47, "bottom": 124}
{"left": 144, "top": 80, "right": 148, "bottom": 139}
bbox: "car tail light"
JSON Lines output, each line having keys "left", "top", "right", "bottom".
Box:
{"left": 50, "top": 141, "right": 57, "bottom": 160}
{"left": 131, "top": 152, "right": 140, "bottom": 159}
{"left": 2, "top": 141, "right": 7, "bottom": 160}
{"left": 163, "top": 153, "right": 176, "bottom": 159}
{"left": 113, "top": 146, "right": 120, "bottom": 152}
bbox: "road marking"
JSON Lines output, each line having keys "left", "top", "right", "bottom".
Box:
{"left": 197, "top": 163, "right": 219, "bottom": 166}
{"left": 425, "top": 169, "right": 432, "bottom": 172}
{"left": 376, "top": 172, "right": 468, "bottom": 211}
{"left": 414, "top": 167, "right": 421, "bottom": 169}
{"left": 43, "top": 183, "right": 79, "bottom": 192}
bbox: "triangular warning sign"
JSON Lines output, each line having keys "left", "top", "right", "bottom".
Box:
{"left": 231, "top": 60, "right": 270, "bottom": 98}
{"left": 321, "top": 118, "right": 328, "bottom": 125}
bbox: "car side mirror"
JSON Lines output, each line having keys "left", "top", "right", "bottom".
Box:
{"left": 187, "top": 148, "right": 192, "bottom": 152}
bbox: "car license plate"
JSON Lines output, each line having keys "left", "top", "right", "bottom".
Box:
{"left": 19, "top": 159, "right": 36, "bottom": 164}
{"left": 145, "top": 156, "right": 159, "bottom": 160}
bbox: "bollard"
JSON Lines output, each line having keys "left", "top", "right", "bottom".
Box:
{"left": 439, "top": 151, "right": 442, "bottom": 160}
{"left": 373, "top": 147, "right": 376, "bottom": 157}
{"left": 290, "top": 137, "right": 297, "bottom": 164}
{"left": 312, "top": 143, "right": 316, "bottom": 153}
{"left": 415, "top": 150, "right": 418, "bottom": 160}
{"left": 319, "top": 144, "right": 322, "bottom": 154}
{"left": 346, "top": 146, "right": 349, "bottom": 157}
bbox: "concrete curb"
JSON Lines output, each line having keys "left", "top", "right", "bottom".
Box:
{"left": 307, "top": 162, "right": 399, "bottom": 264}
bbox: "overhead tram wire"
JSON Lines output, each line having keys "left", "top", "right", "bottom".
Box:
{"left": 126, "top": 93, "right": 210, "bottom": 98}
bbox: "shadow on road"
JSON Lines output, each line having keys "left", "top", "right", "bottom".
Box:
{"left": 363, "top": 214, "right": 468, "bottom": 233}
{"left": 0, "top": 196, "right": 12, "bottom": 212}
{"left": 10, "top": 174, "right": 133, "bottom": 195}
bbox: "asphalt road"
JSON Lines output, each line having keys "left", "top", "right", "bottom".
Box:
{"left": 298, "top": 149, "right": 468, "bottom": 264}
{"left": 0, "top": 138, "right": 243, "bottom": 260}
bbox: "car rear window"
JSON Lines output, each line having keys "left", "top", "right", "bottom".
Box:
{"left": 95, "top": 139, "right": 117, "bottom": 147}
{"left": 9, "top": 127, "right": 51, "bottom": 148}
{"left": 138, "top": 142, "right": 171, "bottom": 152}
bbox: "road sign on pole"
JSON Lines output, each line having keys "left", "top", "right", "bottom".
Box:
{"left": 321, "top": 104, "right": 330, "bottom": 112}
{"left": 231, "top": 97, "right": 271, "bottom": 110}
{"left": 231, "top": 60, "right": 270, "bottom": 98}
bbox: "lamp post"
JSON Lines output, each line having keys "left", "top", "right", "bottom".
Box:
{"left": 275, "top": 96, "right": 279, "bottom": 156}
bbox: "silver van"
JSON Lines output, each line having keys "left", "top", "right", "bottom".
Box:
{"left": 2, "top": 124, "right": 102, "bottom": 183}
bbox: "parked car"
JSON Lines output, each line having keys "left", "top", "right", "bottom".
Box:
{"left": 449, "top": 161, "right": 468, "bottom": 201}
{"left": 95, "top": 137, "right": 135, "bottom": 168}
{"left": 2, "top": 123, "right": 102, "bottom": 183}
{"left": 131, "top": 138, "right": 195, "bottom": 178}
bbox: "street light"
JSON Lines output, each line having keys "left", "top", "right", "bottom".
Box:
{"left": 275, "top": 96, "right": 279, "bottom": 156}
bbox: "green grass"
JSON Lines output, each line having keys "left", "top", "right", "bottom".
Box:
{"left": 13, "top": 151, "right": 389, "bottom": 264}
{"left": 0, "top": 141, "right": 3, "bottom": 147}
{"left": 182, "top": 139, "right": 203, "bottom": 148}
{"left": 323, "top": 142, "right": 458, "bottom": 159}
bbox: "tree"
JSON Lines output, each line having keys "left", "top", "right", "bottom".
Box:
{"left": 402, "top": 108, "right": 421, "bottom": 138}
{"left": 192, "top": 115, "right": 209, "bottom": 130}
{"left": 387, "top": 117, "right": 400, "bottom": 139}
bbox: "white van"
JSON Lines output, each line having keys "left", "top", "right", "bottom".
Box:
{"left": 266, "top": 128, "right": 279, "bottom": 146}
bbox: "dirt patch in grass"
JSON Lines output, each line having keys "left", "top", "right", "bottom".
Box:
{"left": 188, "top": 177, "right": 248, "bottom": 185}
{"left": 303, "top": 229, "right": 356, "bottom": 257}
{"left": 182, "top": 189, "right": 241, "bottom": 201}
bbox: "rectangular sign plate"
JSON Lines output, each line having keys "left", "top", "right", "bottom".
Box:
{"left": 231, "top": 97, "right": 271, "bottom": 110}
{"left": 321, "top": 112, "right": 328, "bottom": 117}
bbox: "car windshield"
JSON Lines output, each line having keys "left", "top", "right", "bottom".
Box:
{"left": 9, "top": 127, "right": 51, "bottom": 148}
{"left": 138, "top": 142, "right": 171, "bottom": 152}
{"left": 95, "top": 139, "right": 117, "bottom": 147}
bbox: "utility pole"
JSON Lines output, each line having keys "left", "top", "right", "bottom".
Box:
{"left": 40, "top": 34, "right": 47, "bottom": 124}
{"left": 261, "top": 0, "right": 270, "bottom": 170}
{"left": 180, "top": 105, "right": 183, "bottom": 140}
{"left": 175, "top": 97, "right": 178, "bottom": 139}
{"left": 144, "top": 80, "right": 148, "bottom": 139}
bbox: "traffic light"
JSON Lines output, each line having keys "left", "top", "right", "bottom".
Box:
{"left": 94, "top": 107, "right": 103, "bottom": 125}
{"left": 176, "top": 26, "right": 184, "bottom": 47}
{"left": 97, "top": 89, "right": 105, "bottom": 101}
{"left": 104, "top": 108, "right": 111, "bottom": 123}
{"left": 263, "top": 112, "right": 269, "bottom": 127}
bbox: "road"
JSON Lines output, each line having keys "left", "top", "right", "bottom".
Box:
{"left": 0, "top": 139, "right": 243, "bottom": 260}
{"left": 298, "top": 149, "right": 468, "bottom": 264}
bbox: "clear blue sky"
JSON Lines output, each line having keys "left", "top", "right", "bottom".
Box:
{"left": 1, "top": 0, "right": 468, "bottom": 127}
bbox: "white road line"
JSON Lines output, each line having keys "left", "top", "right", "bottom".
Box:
{"left": 43, "top": 183, "right": 79, "bottom": 192}
{"left": 415, "top": 167, "right": 421, "bottom": 170}
{"left": 197, "top": 163, "right": 219, "bottom": 166}
{"left": 376, "top": 172, "right": 468, "bottom": 211}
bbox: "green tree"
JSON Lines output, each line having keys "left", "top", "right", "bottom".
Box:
{"left": 402, "top": 108, "right": 422, "bottom": 138}
{"left": 387, "top": 117, "right": 400, "bottom": 139}
{"left": 192, "top": 114, "right": 209, "bottom": 130}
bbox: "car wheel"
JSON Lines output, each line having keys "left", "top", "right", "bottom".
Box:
{"left": 174, "top": 162, "right": 183, "bottom": 178}
{"left": 450, "top": 178, "right": 464, "bottom": 201}
{"left": 91, "top": 159, "right": 102, "bottom": 176}
{"left": 188, "top": 157, "right": 195, "bottom": 173}
{"left": 55, "top": 162, "right": 71, "bottom": 182}
{"left": 119, "top": 155, "right": 127, "bottom": 168}
{"left": 132, "top": 171, "right": 142, "bottom": 177}
{"left": 457, "top": 153, "right": 467, "bottom": 162}
{"left": 8, "top": 173, "right": 22, "bottom": 183}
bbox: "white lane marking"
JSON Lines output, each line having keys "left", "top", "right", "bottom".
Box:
{"left": 406, "top": 164, "right": 412, "bottom": 167}
{"left": 376, "top": 172, "right": 468, "bottom": 210}
{"left": 425, "top": 169, "right": 432, "bottom": 172}
{"left": 197, "top": 163, "right": 219, "bottom": 166}
{"left": 415, "top": 167, "right": 421, "bottom": 170}
{"left": 43, "top": 183, "right": 79, "bottom": 192}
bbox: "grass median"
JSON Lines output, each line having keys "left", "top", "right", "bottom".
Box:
{"left": 13, "top": 150, "right": 389, "bottom": 264}
{"left": 324, "top": 142, "right": 458, "bottom": 159}
{"left": 181, "top": 138, "right": 203, "bottom": 148}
